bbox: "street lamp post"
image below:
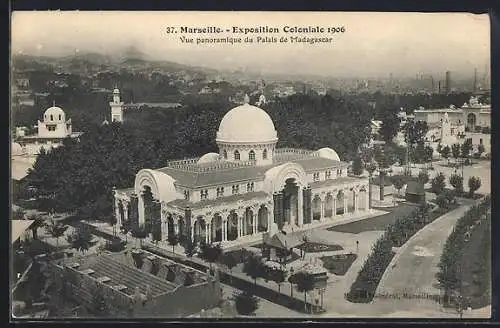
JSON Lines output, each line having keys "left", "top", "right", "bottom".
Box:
{"left": 290, "top": 267, "right": 294, "bottom": 297}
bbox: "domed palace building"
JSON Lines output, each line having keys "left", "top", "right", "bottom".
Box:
{"left": 15, "top": 102, "right": 83, "bottom": 158}
{"left": 113, "top": 97, "right": 371, "bottom": 248}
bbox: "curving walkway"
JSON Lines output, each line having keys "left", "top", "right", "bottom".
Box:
{"left": 376, "top": 203, "right": 476, "bottom": 297}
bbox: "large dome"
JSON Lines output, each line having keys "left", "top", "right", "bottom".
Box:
{"left": 216, "top": 103, "right": 278, "bottom": 143}
{"left": 43, "top": 106, "right": 65, "bottom": 123}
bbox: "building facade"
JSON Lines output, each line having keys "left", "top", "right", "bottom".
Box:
{"left": 113, "top": 98, "right": 370, "bottom": 248}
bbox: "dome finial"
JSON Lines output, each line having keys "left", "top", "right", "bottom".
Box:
{"left": 52, "top": 100, "right": 56, "bottom": 107}
{"left": 243, "top": 94, "right": 250, "bottom": 104}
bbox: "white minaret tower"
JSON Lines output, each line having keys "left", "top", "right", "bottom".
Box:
{"left": 110, "top": 87, "right": 124, "bottom": 122}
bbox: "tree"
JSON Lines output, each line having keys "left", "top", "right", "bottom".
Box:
{"left": 451, "top": 144, "right": 461, "bottom": 164}
{"left": 27, "top": 214, "right": 45, "bottom": 240}
{"left": 221, "top": 253, "right": 238, "bottom": 281}
{"left": 431, "top": 172, "right": 446, "bottom": 195}
{"left": 352, "top": 156, "right": 363, "bottom": 176}
{"left": 449, "top": 173, "right": 464, "bottom": 195}
{"left": 13, "top": 207, "right": 26, "bottom": 220}
{"left": 167, "top": 234, "right": 179, "bottom": 254}
{"left": 67, "top": 225, "right": 94, "bottom": 253}
{"left": 468, "top": 176, "right": 481, "bottom": 198}
{"left": 233, "top": 291, "right": 259, "bottom": 316}
{"left": 477, "top": 144, "right": 485, "bottom": 157}
{"left": 243, "top": 254, "right": 264, "bottom": 286}
{"left": 460, "top": 139, "right": 473, "bottom": 165}
{"left": 199, "top": 243, "right": 222, "bottom": 270}
{"left": 441, "top": 145, "right": 451, "bottom": 165}
{"left": 403, "top": 120, "right": 429, "bottom": 167}
{"left": 391, "top": 176, "right": 405, "bottom": 197}
{"left": 184, "top": 236, "right": 197, "bottom": 257}
{"left": 379, "top": 113, "right": 401, "bottom": 143}
{"left": 269, "top": 267, "right": 287, "bottom": 293}
{"left": 424, "top": 145, "right": 434, "bottom": 168}
{"left": 418, "top": 170, "right": 430, "bottom": 185}
{"left": 294, "top": 271, "right": 316, "bottom": 313}
{"left": 131, "top": 224, "right": 148, "bottom": 247}
{"left": 45, "top": 219, "right": 68, "bottom": 248}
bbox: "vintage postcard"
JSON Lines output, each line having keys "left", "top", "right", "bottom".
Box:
{"left": 10, "top": 11, "right": 491, "bottom": 320}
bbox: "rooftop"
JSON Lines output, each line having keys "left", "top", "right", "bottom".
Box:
{"left": 308, "top": 176, "right": 367, "bottom": 190}
{"left": 62, "top": 250, "right": 209, "bottom": 298}
{"left": 167, "top": 191, "right": 269, "bottom": 210}
{"left": 155, "top": 148, "right": 348, "bottom": 188}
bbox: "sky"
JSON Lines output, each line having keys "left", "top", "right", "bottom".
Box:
{"left": 11, "top": 11, "right": 490, "bottom": 78}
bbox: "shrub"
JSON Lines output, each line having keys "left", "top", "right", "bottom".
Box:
{"left": 418, "top": 170, "right": 430, "bottom": 184}
{"left": 468, "top": 176, "right": 481, "bottom": 198}
{"left": 449, "top": 174, "right": 464, "bottom": 195}
{"left": 234, "top": 291, "right": 259, "bottom": 316}
{"left": 431, "top": 172, "right": 446, "bottom": 195}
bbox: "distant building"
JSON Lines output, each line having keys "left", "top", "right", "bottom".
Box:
{"left": 110, "top": 88, "right": 124, "bottom": 122}
{"left": 16, "top": 103, "right": 82, "bottom": 157}
{"left": 413, "top": 96, "right": 491, "bottom": 154}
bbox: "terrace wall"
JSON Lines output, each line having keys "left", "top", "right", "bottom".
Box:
{"left": 132, "top": 280, "right": 221, "bottom": 318}
{"left": 48, "top": 263, "right": 134, "bottom": 317}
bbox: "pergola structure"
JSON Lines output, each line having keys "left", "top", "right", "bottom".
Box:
{"left": 262, "top": 232, "right": 304, "bottom": 263}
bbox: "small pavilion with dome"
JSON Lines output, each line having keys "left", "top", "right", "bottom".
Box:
{"left": 113, "top": 96, "right": 370, "bottom": 249}
{"left": 15, "top": 102, "right": 82, "bottom": 157}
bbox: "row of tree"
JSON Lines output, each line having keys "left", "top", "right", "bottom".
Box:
{"left": 346, "top": 204, "right": 433, "bottom": 303}
{"left": 436, "top": 196, "right": 491, "bottom": 305}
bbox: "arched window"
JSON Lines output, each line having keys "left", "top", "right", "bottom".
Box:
{"left": 223, "top": 150, "right": 228, "bottom": 159}
{"left": 234, "top": 150, "right": 240, "bottom": 161}
{"left": 263, "top": 149, "right": 268, "bottom": 159}
{"left": 58, "top": 114, "right": 61, "bottom": 120}
{"left": 249, "top": 150, "right": 255, "bottom": 161}
{"left": 50, "top": 115, "right": 53, "bottom": 121}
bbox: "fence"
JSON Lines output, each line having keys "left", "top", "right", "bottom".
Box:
{"left": 142, "top": 243, "right": 322, "bottom": 314}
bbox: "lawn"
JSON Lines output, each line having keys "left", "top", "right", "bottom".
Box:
{"left": 328, "top": 203, "right": 419, "bottom": 234}
{"left": 320, "top": 253, "right": 357, "bottom": 276}
{"left": 298, "top": 242, "right": 343, "bottom": 253}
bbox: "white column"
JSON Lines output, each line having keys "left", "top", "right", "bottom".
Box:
{"left": 242, "top": 215, "right": 247, "bottom": 236}
{"left": 268, "top": 207, "right": 273, "bottom": 233}
{"left": 205, "top": 222, "right": 209, "bottom": 244}
{"left": 191, "top": 222, "right": 195, "bottom": 241}
{"left": 253, "top": 213, "right": 258, "bottom": 234}
{"left": 343, "top": 190, "right": 347, "bottom": 215}
{"left": 174, "top": 221, "right": 179, "bottom": 235}
{"left": 123, "top": 202, "right": 129, "bottom": 222}
{"left": 115, "top": 199, "right": 121, "bottom": 226}
{"left": 138, "top": 192, "right": 145, "bottom": 226}
{"left": 365, "top": 186, "right": 369, "bottom": 210}
{"left": 222, "top": 220, "right": 227, "bottom": 241}
{"left": 298, "top": 189, "right": 304, "bottom": 227}
{"left": 320, "top": 200, "right": 325, "bottom": 222}
{"left": 238, "top": 216, "right": 242, "bottom": 238}
{"left": 207, "top": 222, "right": 212, "bottom": 244}
{"left": 163, "top": 218, "right": 169, "bottom": 240}
{"left": 333, "top": 197, "right": 337, "bottom": 217}
{"left": 354, "top": 192, "right": 358, "bottom": 212}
